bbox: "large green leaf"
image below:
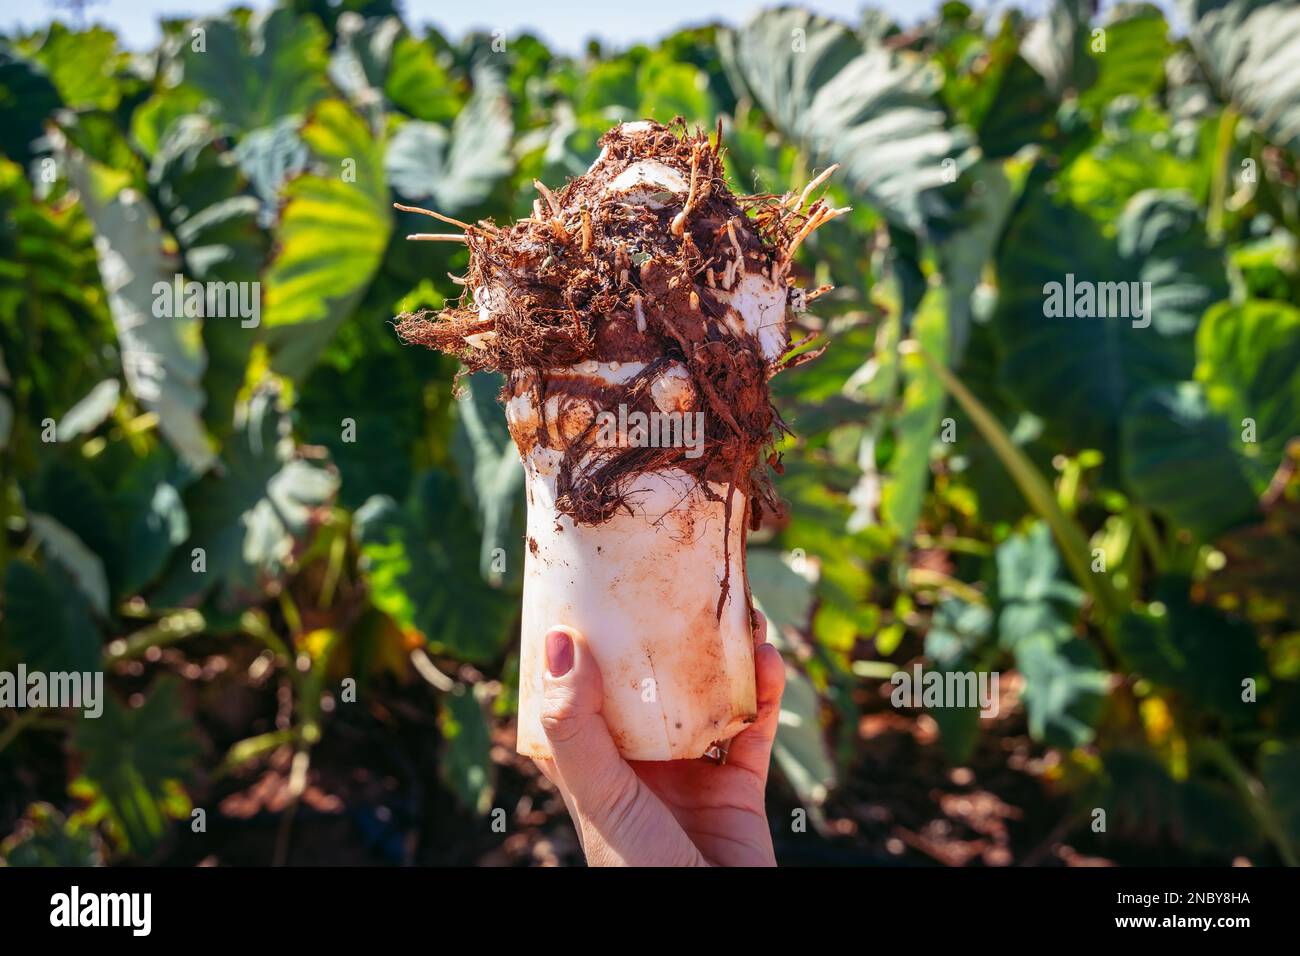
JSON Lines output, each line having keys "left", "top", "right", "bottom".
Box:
{"left": 1021, "top": 0, "right": 1097, "bottom": 97}
{"left": 1015, "top": 633, "right": 1108, "bottom": 748}
{"left": 262, "top": 99, "right": 392, "bottom": 377}
{"left": 636, "top": 48, "right": 716, "bottom": 124}
{"left": 1122, "top": 300, "right": 1300, "bottom": 537}
{"left": 1195, "top": 300, "right": 1300, "bottom": 489}
{"left": 153, "top": 390, "right": 339, "bottom": 613}
{"left": 61, "top": 149, "right": 215, "bottom": 473}
{"left": 1115, "top": 580, "right": 1266, "bottom": 720}
{"left": 1121, "top": 382, "right": 1260, "bottom": 538}
{"left": 2, "top": 560, "right": 100, "bottom": 673}
{"left": 71, "top": 678, "right": 199, "bottom": 856}
{"left": 149, "top": 115, "right": 269, "bottom": 439}
{"left": 384, "top": 67, "right": 513, "bottom": 214}
{"left": 180, "top": 8, "right": 329, "bottom": 136}
{"left": 231, "top": 117, "right": 309, "bottom": 225}
{"left": 748, "top": 548, "right": 815, "bottom": 643}
{"left": 26, "top": 446, "right": 190, "bottom": 602}
{"left": 1079, "top": 4, "right": 1173, "bottom": 114}
{"left": 383, "top": 33, "right": 461, "bottom": 124}
{"left": 882, "top": 289, "right": 947, "bottom": 541}
{"left": 773, "top": 663, "right": 837, "bottom": 808}
{"left": 354, "top": 469, "right": 515, "bottom": 664}
{"left": 993, "top": 182, "right": 1227, "bottom": 458}
{"left": 1089, "top": 747, "right": 1259, "bottom": 856}
{"left": 296, "top": 351, "right": 422, "bottom": 509}
{"left": 328, "top": 14, "right": 403, "bottom": 107}
{"left": 31, "top": 24, "right": 121, "bottom": 112}
{"left": 149, "top": 116, "right": 266, "bottom": 282}
{"left": 721, "top": 7, "right": 975, "bottom": 235}
{"left": 996, "top": 520, "right": 1085, "bottom": 609}
{"left": 748, "top": 549, "right": 837, "bottom": 805}
{"left": 1180, "top": 0, "right": 1300, "bottom": 155}
{"left": 995, "top": 522, "right": 1106, "bottom": 747}
{"left": 55, "top": 379, "right": 119, "bottom": 442}
{"left": 0, "top": 47, "right": 63, "bottom": 166}
{"left": 438, "top": 682, "right": 495, "bottom": 816}
{"left": 1058, "top": 102, "right": 1209, "bottom": 227}
{"left": 27, "top": 513, "right": 110, "bottom": 616}
{"left": 936, "top": 156, "right": 1022, "bottom": 361}
{"left": 451, "top": 372, "right": 524, "bottom": 585}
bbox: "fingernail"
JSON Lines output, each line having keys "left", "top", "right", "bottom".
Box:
{"left": 545, "top": 628, "right": 573, "bottom": 677}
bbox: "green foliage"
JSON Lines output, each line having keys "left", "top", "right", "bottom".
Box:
{"left": 995, "top": 522, "right": 1107, "bottom": 747}
{"left": 354, "top": 470, "right": 515, "bottom": 664}
{"left": 180, "top": 9, "right": 330, "bottom": 135}
{"left": 994, "top": 184, "right": 1226, "bottom": 459}
{"left": 1116, "top": 580, "right": 1267, "bottom": 719}
{"left": 385, "top": 67, "right": 513, "bottom": 213}
{"left": 2, "top": 0, "right": 1299, "bottom": 866}
{"left": 438, "top": 682, "right": 495, "bottom": 816}
{"left": 71, "top": 679, "right": 199, "bottom": 856}
{"left": 61, "top": 146, "right": 215, "bottom": 472}
{"left": 262, "top": 99, "right": 393, "bottom": 376}
{"left": 722, "top": 7, "right": 975, "bottom": 236}
{"left": 1181, "top": 0, "right": 1300, "bottom": 154}
{"left": 1, "top": 804, "right": 103, "bottom": 866}
{"left": 3, "top": 561, "right": 101, "bottom": 673}
{"left": 154, "top": 390, "right": 339, "bottom": 612}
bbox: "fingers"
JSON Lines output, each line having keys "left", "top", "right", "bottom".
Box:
{"left": 724, "top": 613, "right": 786, "bottom": 784}
{"left": 539, "top": 626, "right": 700, "bottom": 865}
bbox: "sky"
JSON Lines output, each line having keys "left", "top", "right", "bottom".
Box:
{"left": 4, "top": 0, "right": 1137, "bottom": 52}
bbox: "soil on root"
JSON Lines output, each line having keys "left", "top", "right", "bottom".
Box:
{"left": 394, "top": 119, "right": 826, "bottom": 534}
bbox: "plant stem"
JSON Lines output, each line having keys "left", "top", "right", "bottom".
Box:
{"left": 910, "top": 342, "right": 1123, "bottom": 622}
{"left": 105, "top": 609, "right": 206, "bottom": 664}
{"left": 1131, "top": 506, "right": 1165, "bottom": 572}
{"left": 912, "top": 533, "right": 994, "bottom": 557}
{"left": 907, "top": 567, "right": 988, "bottom": 606}
{"left": 1208, "top": 107, "right": 1239, "bottom": 243}
{"left": 212, "top": 728, "right": 300, "bottom": 781}
{"left": 1197, "top": 738, "right": 1297, "bottom": 867}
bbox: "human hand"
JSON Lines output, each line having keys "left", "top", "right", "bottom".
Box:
{"left": 531, "top": 613, "right": 785, "bottom": 867}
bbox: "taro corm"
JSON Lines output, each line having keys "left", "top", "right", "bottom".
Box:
{"left": 396, "top": 119, "right": 846, "bottom": 760}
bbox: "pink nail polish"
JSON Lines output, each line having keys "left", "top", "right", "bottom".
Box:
{"left": 545, "top": 628, "right": 573, "bottom": 677}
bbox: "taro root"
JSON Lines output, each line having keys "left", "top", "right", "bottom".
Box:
{"left": 396, "top": 119, "right": 844, "bottom": 760}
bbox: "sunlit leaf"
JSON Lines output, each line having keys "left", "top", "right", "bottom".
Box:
{"left": 180, "top": 8, "right": 329, "bottom": 135}
{"left": 60, "top": 149, "right": 216, "bottom": 473}
{"left": 1181, "top": 0, "right": 1300, "bottom": 155}
{"left": 721, "top": 7, "right": 975, "bottom": 235}
{"left": 262, "top": 99, "right": 392, "bottom": 377}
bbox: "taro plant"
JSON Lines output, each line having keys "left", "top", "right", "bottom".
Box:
{"left": 0, "top": 0, "right": 1297, "bottom": 865}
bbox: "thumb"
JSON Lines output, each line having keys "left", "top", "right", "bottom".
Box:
{"left": 538, "top": 626, "right": 641, "bottom": 817}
